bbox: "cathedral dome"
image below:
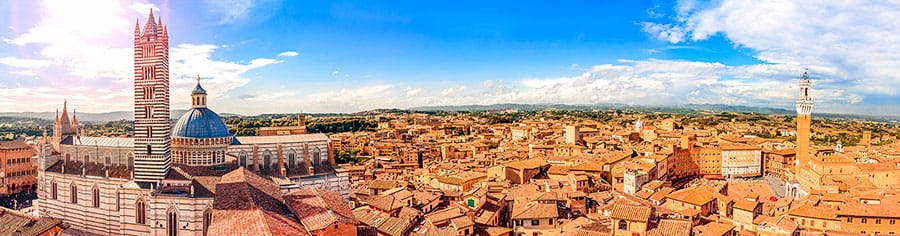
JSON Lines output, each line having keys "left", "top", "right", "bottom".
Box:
{"left": 171, "top": 108, "right": 231, "bottom": 138}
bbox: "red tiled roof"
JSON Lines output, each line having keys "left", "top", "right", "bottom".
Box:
{"left": 284, "top": 188, "right": 358, "bottom": 232}
{"left": 0, "top": 140, "right": 29, "bottom": 150}
{"left": 609, "top": 203, "right": 652, "bottom": 222}
{"left": 648, "top": 219, "right": 692, "bottom": 236}
{"left": 209, "top": 168, "right": 308, "bottom": 236}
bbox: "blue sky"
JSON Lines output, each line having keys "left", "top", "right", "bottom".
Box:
{"left": 1, "top": 0, "right": 899, "bottom": 115}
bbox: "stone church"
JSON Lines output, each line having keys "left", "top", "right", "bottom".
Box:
{"left": 35, "top": 11, "right": 349, "bottom": 236}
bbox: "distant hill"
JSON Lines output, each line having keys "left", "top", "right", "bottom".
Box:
{"left": 411, "top": 103, "right": 899, "bottom": 122}
{"left": 0, "top": 109, "right": 242, "bottom": 122}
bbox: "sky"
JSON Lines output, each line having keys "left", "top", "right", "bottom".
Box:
{"left": 1, "top": 0, "right": 899, "bottom": 116}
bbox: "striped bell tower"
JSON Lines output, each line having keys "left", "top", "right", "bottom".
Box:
{"left": 133, "top": 10, "right": 171, "bottom": 186}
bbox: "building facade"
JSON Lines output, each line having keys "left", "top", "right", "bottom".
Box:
{"left": 0, "top": 141, "right": 37, "bottom": 196}
{"left": 721, "top": 144, "right": 762, "bottom": 178}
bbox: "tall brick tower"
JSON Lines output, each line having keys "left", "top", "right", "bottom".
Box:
{"left": 795, "top": 70, "right": 813, "bottom": 178}
{"left": 133, "top": 10, "right": 171, "bottom": 186}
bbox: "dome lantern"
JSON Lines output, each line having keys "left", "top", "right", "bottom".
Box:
{"left": 192, "top": 75, "right": 207, "bottom": 108}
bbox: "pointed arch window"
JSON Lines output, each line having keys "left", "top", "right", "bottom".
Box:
{"left": 167, "top": 208, "right": 178, "bottom": 236}
{"left": 136, "top": 199, "right": 147, "bottom": 224}
{"left": 313, "top": 147, "right": 324, "bottom": 166}
{"left": 51, "top": 181, "right": 58, "bottom": 200}
{"left": 70, "top": 184, "right": 78, "bottom": 204}
{"left": 116, "top": 191, "right": 121, "bottom": 211}
{"left": 92, "top": 186, "right": 100, "bottom": 208}
{"left": 263, "top": 150, "right": 272, "bottom": 170}
{"left": 287, "top": 150, "right": 296, "bottom": 169}
{"left": 239, "top": 151, "right": 247, "bottom": 167}
{"left": 202, "top": 208, "right": 212, "bottom": 235}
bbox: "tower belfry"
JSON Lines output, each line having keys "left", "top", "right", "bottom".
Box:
{"left": 133, "top": 10, "right": 171, "bottom": 186}
{"left": 795, "top": 70, "right": 813, "bottom": 179}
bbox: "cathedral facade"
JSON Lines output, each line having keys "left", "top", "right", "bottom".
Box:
{"left": 36, "top": 11, "right": 349, "bottom": 236}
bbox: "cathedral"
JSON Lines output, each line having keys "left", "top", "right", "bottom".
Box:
{"left": 35, "top": 11, "right": 349, "bottom": 236}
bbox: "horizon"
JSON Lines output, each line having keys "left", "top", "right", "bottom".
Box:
{"left": 2, "top": 1, "right": 900, "bottom": 116}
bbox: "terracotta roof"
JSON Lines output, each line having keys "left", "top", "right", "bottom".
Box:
{"left": 368, "top": 180, "right": 402, "bottom": 190}
{"left": 367, "top": 194, "right": 404, "bottom": 212}
{"left": 426, "top": 206, "right": 467, "bottom": 224}
{"left": 787, "top": 203, "right": 837, "bottom": 220}
{"left": 44, "top": 160, "right": 132, "bottom": 179}
{"left": 665, "top": 187, "right": 716, "bottom": 206}
{"left": 634, "top": 189, "right": 655, "bottom": 199}
{"left": 0, "top": 207, "right": 64, "bottom": 236}
{"left": 837, "top": 202, "right": 900, "bottom": 218}
{"left": 475, "top": 226, "right": 513, "bottom": 236}
{"left": 547, "top": 165, "right": 570, "bottom": 175}
{"left": 693, "top": 222, "right": 734, "bottom": 236}
{"left": 353, "top": 208, "right": 412, "bottom": 236}
{"left": 191, "top": 176, "right": 221, "bottom": 198}
{"left": 649, "top": 187, "right": 675, "bottom": 202}
{"left": 648, "top": 219, "right": 692, "bottom": 236}
{"left": 512, "top": 202, "right": 558, "bottom": 219}
{"left": 284, "top": 188, "right": 358, "bottom": 232}
{"left": 437, "top": 171, "right": 486, "bottom": 185}
{"left": 209, "top": 167, "right": 308, "bottom": 236}
{"left": 450, "top": 216, "right": 475, "bottom": 229}
{"left": 609, "top": 204, "right": 652, "bottom": 222}
{"left": 571, "top": 160, "right": 605, "bottom": 172}
{"left": 503, "top": 158, "right": 547, "bottom": 170}
{"left": 0, "top": 140, "right": 29, "bottom": 150}
{"left": 733, "top": 200, "right": 759, "bottom": 211}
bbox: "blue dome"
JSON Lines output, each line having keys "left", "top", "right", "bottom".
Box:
{"left": 172, "top": 108, "right": 231, "bottom": 138}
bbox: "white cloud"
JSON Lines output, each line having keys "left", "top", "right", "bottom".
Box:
{"left": 305, "top": 84, "right": 400, "bottom": 111}
{"left": 440, "top": 86, "right": 466, "bottom": 97}
{"left": 277, "top": 51, "right": 299, "bottom": 57}
{"left": 643, "top": 0, "right": 900, "bottom": 97}
{"left": 641, "top": 22, "right": 686, "bottom": 44}
{"left": 0, "top": 0, "right": 282, "bottom": 113}
{"left": 128, "top": 2, "right": 159, "bottom": 13}
{"left": 170, "top": 43, "right": 282, "bottom": 108}
{"left": 331, "top": 70, "right": 340, "bottom": 76}
{"left": 0, "top": 57, "right": 51, "bottom": 69}
{"left": 238, "top": 92, "right": 296, "bottom": 102}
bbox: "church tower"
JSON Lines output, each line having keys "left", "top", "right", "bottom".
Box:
{"left": 795, "top": 70, "right": 813, "bottom": 178}
{"left": 133, "top": 10, "right": 171, "bottom": 186}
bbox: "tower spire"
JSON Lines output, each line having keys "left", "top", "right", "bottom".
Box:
{"left": 72, "top": 109, "right": 79, "bottom": 135}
